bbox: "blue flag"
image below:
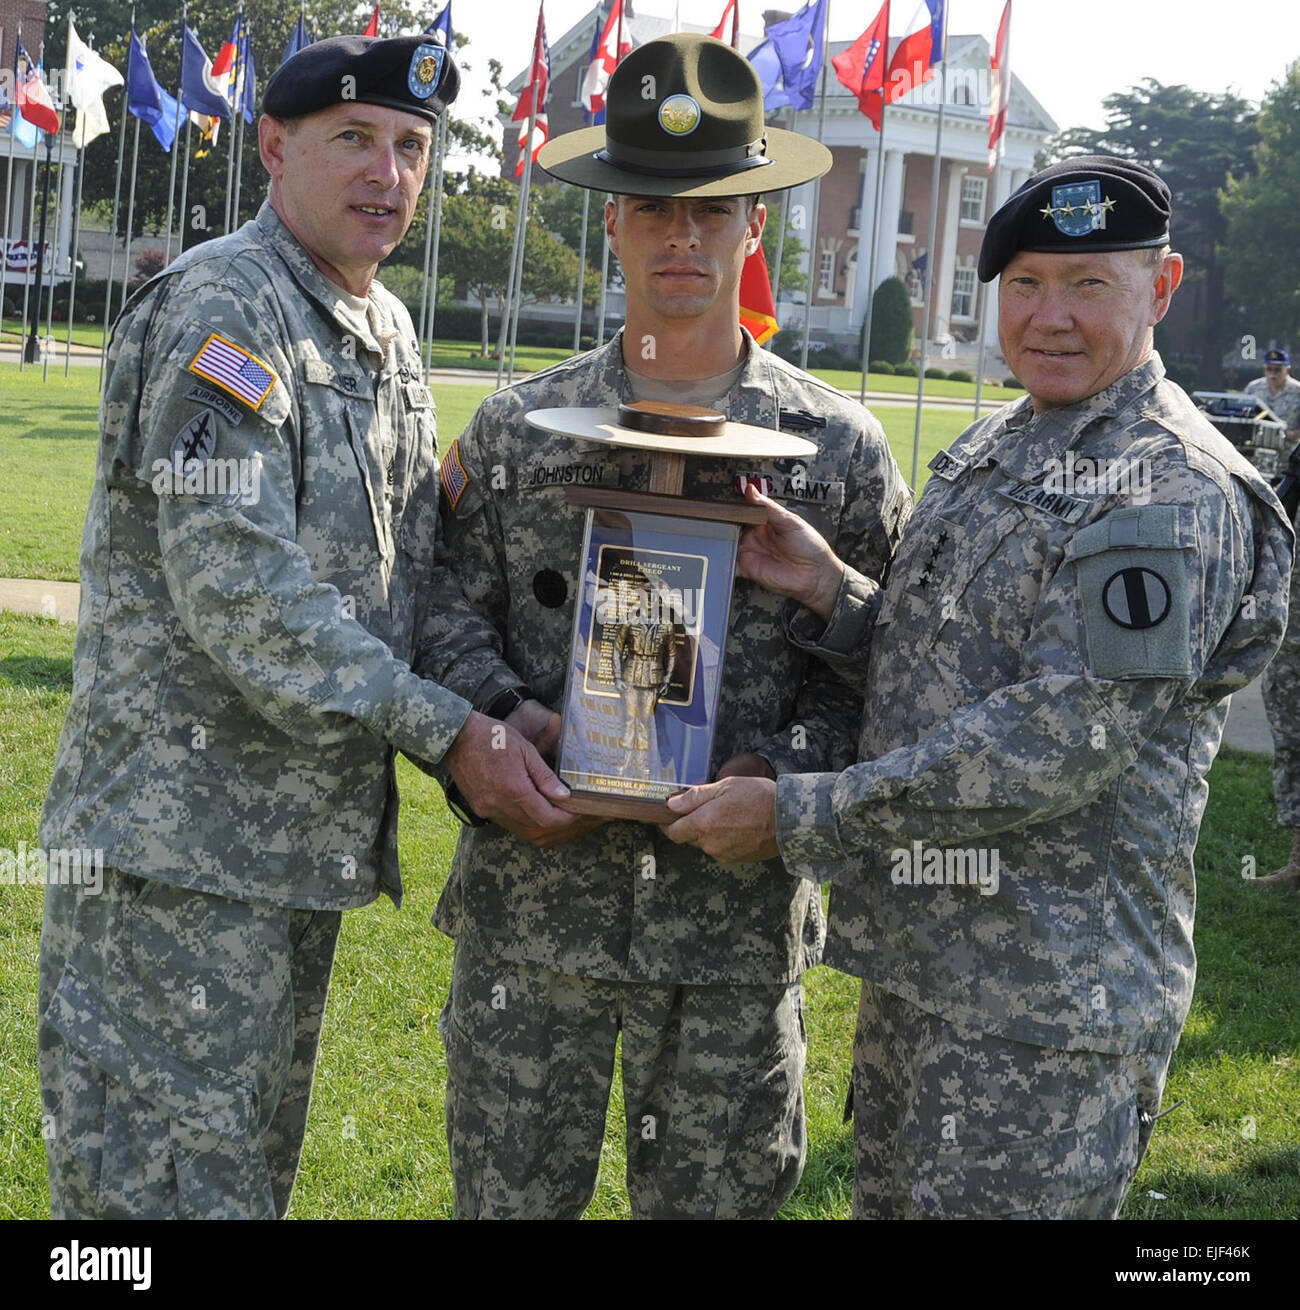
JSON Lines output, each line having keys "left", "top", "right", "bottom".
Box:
{"left": 240, "top": 38, "right": 256, "bottom": 125}
{"left": 11, "top": 43, "right": 40, "bottom": 147}
{"left": 280, "top": 14, "right": 309, "bottom": 70}
{"left": 425, "top": 3, "right": 453, "bottom": 47}
{"left": 125, "top": 31, "right": 175, "bottom": 149}
{"left": 745, "top": 37, "right": 791, "bottom": 112}
{"left": 766, "top": 0, "right": 827, "bottom": 111}
{"left": 181, "top": 24, "right": 231, "bottom": 120}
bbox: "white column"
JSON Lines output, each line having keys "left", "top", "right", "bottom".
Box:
{"left": 874, "top": 149, "right": 904, "bottom": 292}
{"left": 981, "top": 167, "right": 1016, "bottom": 351}
{"left": 933, "top": 162, "right": 967, "bottom": 340}
{"left": 851, "top": 147, "right": 878, "bottom": 326}
{"left": 56, "top": 145, "right": 76, "bottom": 273}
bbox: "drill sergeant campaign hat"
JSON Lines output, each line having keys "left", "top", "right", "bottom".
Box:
{"left": 978, "top": 154, "right": 1172, "bottom": 281}
{"left": 537, "top": 33, "right": 832, "bottom": 198}
{"left": 264, "top": 33, "right": 461, "bottom": 125}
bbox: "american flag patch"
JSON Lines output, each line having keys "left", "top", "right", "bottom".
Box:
{"left": 188, "top": 334, "right": 278, "bottom": 411}
{"left": 441, "top": 439, "right": 470, "bottom": 510}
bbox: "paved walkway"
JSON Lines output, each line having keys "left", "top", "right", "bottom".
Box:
{"left": 0, "top": 575, "right": 1274, "bottom": 755}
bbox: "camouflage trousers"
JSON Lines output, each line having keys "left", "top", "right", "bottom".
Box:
{"left": 39, "top": 867, "right": 340, "bottom": 1219}
{"left": 1262, "top": 544, "right": 1300, "bottom": 826}
{"left": 439, "top": 941, "right": 806, "bottom": 1219}
{"left": 850, "top": 981, "right": 1171, "bottom": 1219}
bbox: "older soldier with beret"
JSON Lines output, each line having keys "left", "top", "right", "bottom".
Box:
{"left": 667, "top": 156, "right": 1293, "bottom": 1218}
{"left": 428, "top": 33, "right": 910, "bottom": 1218}
{"left": 38, "top": 33, "right": 571, "bottom": 1220}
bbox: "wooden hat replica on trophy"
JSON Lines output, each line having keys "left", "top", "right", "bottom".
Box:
{"left": 526, "top": 402, "right": 816, "bottom": 823}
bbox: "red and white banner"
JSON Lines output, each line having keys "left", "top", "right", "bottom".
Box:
{"left": 987, "top": 0, "right": 1012, "bottom": 170}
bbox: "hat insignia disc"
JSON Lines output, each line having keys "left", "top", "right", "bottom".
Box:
{"left": 1045, "top": 180, "right": 1110, "bottom": 237}
{"left": 409, "top": 44, "right": 445, "bottom": 99}
{"left": 658, "top": 94, "right": 701, "bottom": 137}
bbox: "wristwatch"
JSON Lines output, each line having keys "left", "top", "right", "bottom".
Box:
{"left": 443, "top": 685, "right": 538, "bottom": 826}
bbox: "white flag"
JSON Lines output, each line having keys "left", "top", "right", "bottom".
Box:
{"left": 66, "top": 20, "right": 123, "bottom": 110}
{"left": 73, "top": 99, "right": 111, "bottom": 147}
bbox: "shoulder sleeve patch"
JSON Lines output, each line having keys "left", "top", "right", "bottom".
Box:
{"left": 1068, "top": 505, "right": 1197, "bottom": 679}
{"left": 440, "top": 438, "right": 470, "bottom": 511}
{"left": 187, "top": 333, "right": 279, "bottom": 411}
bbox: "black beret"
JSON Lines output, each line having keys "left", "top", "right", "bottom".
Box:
{"left": 978, "top": 154, "right": 1171, "bottom": 282}
{"left": 264, "top": 34, "right": 459, "bottom": 125}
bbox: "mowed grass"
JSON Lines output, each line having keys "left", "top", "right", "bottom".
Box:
{"left": 0, "top": 362, "right": 960, "bottom": 581}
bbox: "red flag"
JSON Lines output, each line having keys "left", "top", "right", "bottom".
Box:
{"left": 513, "top": 5, "right": 551, "bottom": 178}
{"left": 17, "top": 56, "right": 61, "bottom": 135}
{"left": 363, "top": 5, "right": 380, "bottom": 37}
{"left": 581, "top": 0, "right": 633, "bottom": 121}
{"left": 987, "top": 1, "right": 1011, "bottom": 170}
{"left": 831, "top": 2, "right": 889, "bottom": 130}
{"left": 885, "top": 1, "right": 944, "bottom": 104}
{"left": 740, "top": 242, "right": 779, "bottom": 346}
{"left": 710, "top": 0, "right": 740, "bottom": 49}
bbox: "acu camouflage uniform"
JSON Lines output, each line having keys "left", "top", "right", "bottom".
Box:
{"left": 430, "top": 330, "right": 911, "bottom": 1218}
{"left": 39, "top": 201, "right": 493, "bottom": 1218}
{"left": 1245, "top": 375, "right": 1300, "bottom": 824}
{"left": 775, "top": 357, "right": 1292, "bottom": 1218}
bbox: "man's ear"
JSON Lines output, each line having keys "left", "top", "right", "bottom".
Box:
{"left": 745, "top": 201, "right": 766, "bottom": 257}
{"left": 259, "top": 115, "right": 287, "bottom": 180}
{"left": 604, "top": 198, "right": 620, "bottom": 259}
{"left": 1152, "top": 252, "right": 1183, "bottom": 325}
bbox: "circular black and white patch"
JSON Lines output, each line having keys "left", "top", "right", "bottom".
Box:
{"left": 1102, "top": 567, "right": 1171, "bottom": 630}
{"left": 533, "top": 568, "right": 568, "bottom": 609}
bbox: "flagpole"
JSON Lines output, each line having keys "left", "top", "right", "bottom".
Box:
{"left": 100, "top": 12, "right": 134, "bottom": 388}
{"left": 858, "top": 95, "right": 888, "bottom": 403}
{"left": 164, "top": 3, "right": 188, "bottom": 263}
{"left": 505, "top": 89, "right": 540, "bottom": 385}
{"left": 799, "top": 0, "right": 832, "bottom": 372}
{"left": 65, "top": 117, "right": 88, "bottom": 376}
{"left": 177, "top": 118, "right": 193, "bottom": 262}
{"left": 17, "top": 99, "right": 42, "bottom": 371}
{"left": 1, "top": 27, "right": 19, "bottom": 328}
{"left": 572, "top": 188, "right": 589, "bottom": 353}
{"left": 42, "top": 121, "right": 68, "bottom": 380}
{"left": 974, "top": 9, "right": 1010, "bottom": 420}
{"left": 423, "top": 113, "right": 448, "bottom": 377}
{"left": 23, "top": 131, "right": 54, "bottom": 365}
{"left": 770, "top": 108, "right": 797, "bottom": 307}
{"left": 417, "top": 110, "right": 444, "bottom": 381}
{"left": 231, "top": 20, "right": 250, "bottom": 228}
{"left": 595, "top": 0, "right": 628, "bottom": 348}
{"left": 910, "top": 1, "right": 949, "bottom": 490}
{"left": 495, "top": 155, "right": 528, "bottom": 388}
{"left": 120, "top": 114, "right": 142, "bottom": 313}
{"left": 223, "top": 6, "right": 243, "bottom": 232}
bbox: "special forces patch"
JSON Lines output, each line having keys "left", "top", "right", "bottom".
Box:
{"left": 408, "top": 43, "right": 445, "bottom": 100}
{"left": 171, "top": 410, "right": 218, "bottom": 466}
{"left": 1041, "top": 180, "right": 1115, "bottom": 238}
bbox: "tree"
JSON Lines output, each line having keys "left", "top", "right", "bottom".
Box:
{"left": 1043, "top": 79, "right": 1258, "bottom": 382}
{"left": 438, "top": 177, "right": 581, "bottom": 355}
{"left": 760, "top": 196, "right": 806, "bottom": 295}
{"left": 1222, "top": 63, "right": 1300, "bottom": 351}
{"left": 868, "top": 276, "right": 913, "bottom": 365}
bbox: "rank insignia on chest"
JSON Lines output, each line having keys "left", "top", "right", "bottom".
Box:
{"left": 733, "top": 473, "right": 772, "bottom": 496}
{"left": 188, "top": 334, "right": 278, "bottom": 411}
{"left": 928, "top": 449, "right": 967, "bottom": 481}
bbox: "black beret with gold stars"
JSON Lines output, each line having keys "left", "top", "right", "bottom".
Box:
{"left": 978, "top": 154, "right": 1171, "bottom": 282}
{"left": 264, "top": 33, "right": 460, "bottom": 126}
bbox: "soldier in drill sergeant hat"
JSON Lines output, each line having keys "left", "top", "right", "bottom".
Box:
{"left": 666, "top": 155, "right": 1293, "bottom": 1218}
{"left": 427, "top": 33, "right": 911, "bottom": 1218}
{"left": 38, "top": 32, "right": 574, "bottom": 1220}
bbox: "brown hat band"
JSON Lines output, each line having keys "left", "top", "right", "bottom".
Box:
{"left": 598, "top": 136, "right": 772, "bottom": 178}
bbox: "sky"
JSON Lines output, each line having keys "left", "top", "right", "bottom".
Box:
{"left": 444, "top": 0, "right": 1299, "bottom": 167}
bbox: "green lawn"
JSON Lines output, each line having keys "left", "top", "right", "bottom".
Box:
{"left": 0, "top": 363, "right": 956, "bottom": 581}
{"left": 0, "top": 611, "right": 1296, "bottom": 1218}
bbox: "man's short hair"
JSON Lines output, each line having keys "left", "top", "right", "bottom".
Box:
{"left": 614, "top": 193, "right": 761, "bottom": 211}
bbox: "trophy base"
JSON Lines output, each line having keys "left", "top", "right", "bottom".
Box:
{"left": 559, "top": 789, "right": 679, "bottom": 825}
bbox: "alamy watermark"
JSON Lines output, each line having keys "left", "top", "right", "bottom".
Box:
{"left": 1, "top": 843, "right": 104, "bottom": 894}
{"left": 1042, "top": 450, "right": 1152, "bottom": 505}
{"left": 890, "top": 840, "right": 1000, "bottom": 896}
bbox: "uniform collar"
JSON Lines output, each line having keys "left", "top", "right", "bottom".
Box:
{"left": 959, "top": 355, "right": 1168, "bottom": 482}
{"left": 252, "top": 201, "right": 388, "bottom": 359}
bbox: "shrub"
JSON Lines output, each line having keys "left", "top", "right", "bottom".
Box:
{"left": 1002, "top": 376, "right": 1025, "bottom": 390}
{"left": 924, "top": 367, "right": 947, "bottom": 380}
{"left": 947, "top": 369, "right": 973, "bottom": 383}
{"left": 865, "top": 276, "right": 914, "bottom": 365}
{"left": 870, "top": 359, "right": 895, "bottom": 375}
{"left": 895, "top": 362, "right": 917, "bottom": 377}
